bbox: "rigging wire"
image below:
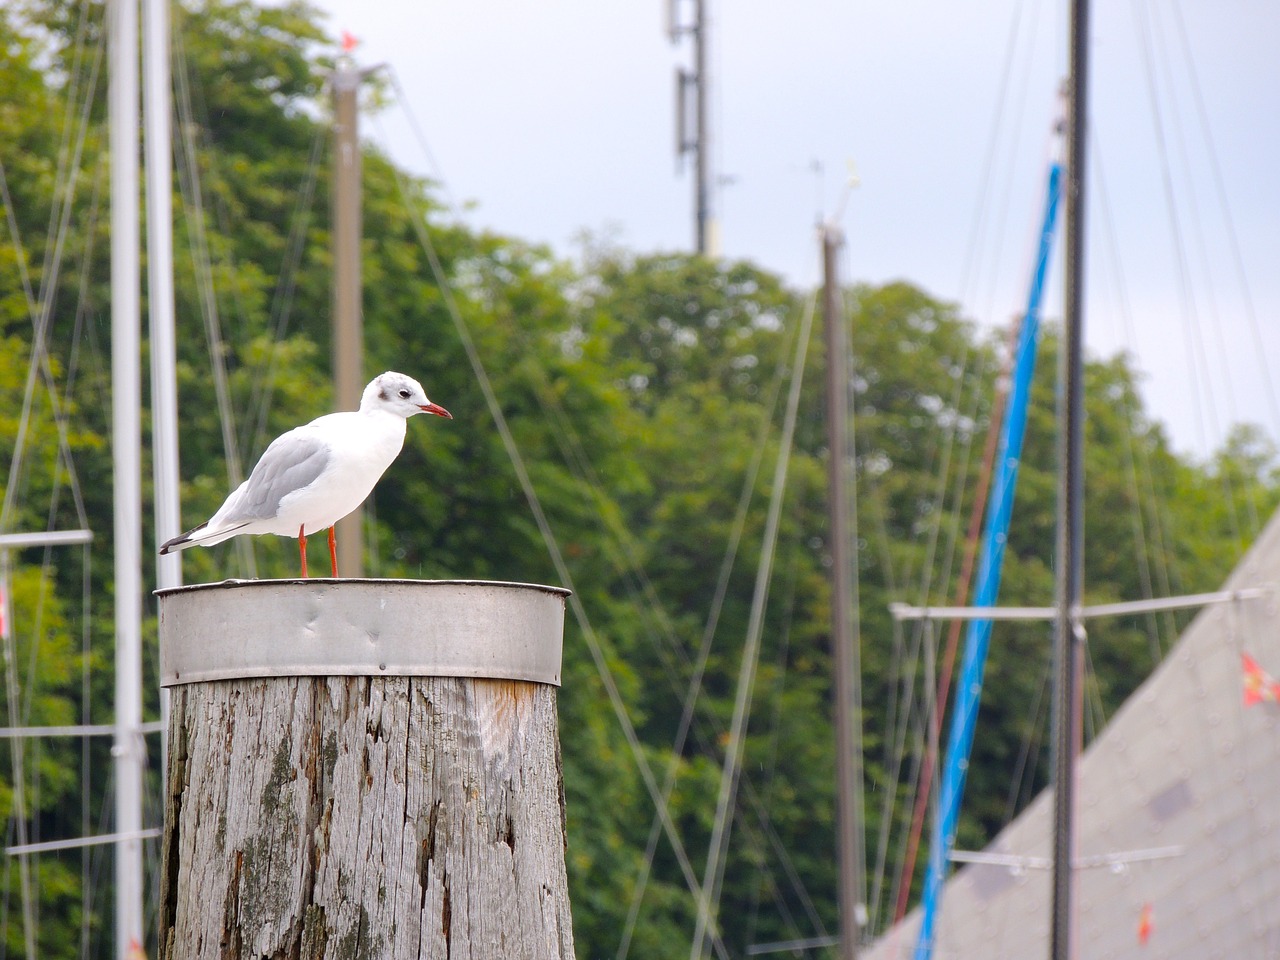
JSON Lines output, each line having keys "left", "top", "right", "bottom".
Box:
{"left": 869, "top": 338, "right": 991, "bottom": 934}
{"left": 494, "top": 341, "right": 692, "bottom": 697}
{"left": 973, "top": 0, "right": 1051, "bottom": 324}
{"left": 888, "top": 317, "right": 1017, "bottom": 929}
{"left": 494, "top": 291, "right": 833, "bottom": 950}
{"left": 857, "top": 482, "right": 910, "bottom": 933}
{"left": 170, "top": 20, "right": 256, "bottom": 577}
{"left": 0, "top": 62, "right": 97, "bottom": 539}
{"left": 954, "top": 0, "right": 1027, "bottom": 318}
{"left": 870, "top": 0, "right": 1270, "bottom": 950}
{"left": 1166, "top": 5, "right": 1280, "bottom": 444}
{"left": 690, "top": 257, "right": 817, "bottom": 960}
{"left": 366, "top": 129, "right": 828, "bottom": 960}
{"left": 65, "top": 194, "right": 111, "bottom": 960}
{"left": 564, "top": 305, "right": 826, "bottom": 953}
{"left": 380, "top": 159, "right": 732, "bottom": 960}
{"left": 846, "top": 218, "right": 1000, "bottom": 935}
{"left": 1148, "top": 21, "right": 1237, "bottom": 434}
{"left": 4, "top": 5, "right": 166, "bottom": 948}
{"left": 871, "top": 2, "right": 1051, "bottom": 932}
{"left": 614, "top": 293, "right": 818, "bottom": 959}
{"left": 1092, "top": 149, "right": 1177, "bottom": 660}
{"left": 1161, "top": 0, "right": 1270, "bottom": 537}
{"left": 851, "top": 284, "right": 1010, "bottom": 934}
{"left": 1130, "top": 0, "right": 1236, "bottom": 550}
{"left": 883, "top": 96, "right": 1068, "bottom": 928}
{"left": 460, "top": 275, "right": 832, "bottom": 950}
{"left": 881, "top": 82, "right": 1068, "bottom": 949}
{"left": 739, "top": 543, "right": 810, "bottom": 953}
{"left": 1146, "top": 0, "right": 1260, "bottom": 540}
{"left": 384, "top": 67, "right": 459, "bottom": 217}
{"left": 245, "top": 125, "right": 328, "bottom": 461}
{"left": 371, "top": 88, "right": 833, "bottom": 950}
{"left": 0, "top": 8, "right": 107, "bottom": 947}
{"left": 853, "top": 344, "right": 991, "bottom": 946}
{"left": 1001, "top": 648, "right": 1051, "bottom": 828}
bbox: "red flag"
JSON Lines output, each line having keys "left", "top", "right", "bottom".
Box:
{"left": 340, "top": 30, "right": 360, "bottom": 53}
{"left": 1137, "top": 902, "right": 1153, "bottom": 946}
{"left": 1242, "top": 652, "right": 1280, "bottom": 706}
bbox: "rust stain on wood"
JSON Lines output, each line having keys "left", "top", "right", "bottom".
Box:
{"left": 473, "top": 677, "right": 537, "bottom": 763}
{"left": 221, "top": 849, "right": 244, "bottom": 954}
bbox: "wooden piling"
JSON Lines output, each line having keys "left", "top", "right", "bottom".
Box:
{"left": 156, "top": 580, "right": 575, "bottom": 960}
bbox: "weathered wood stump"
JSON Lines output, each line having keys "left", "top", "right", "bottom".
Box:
{"left": 156, "top": 580, "right": 575, "bottom": 960}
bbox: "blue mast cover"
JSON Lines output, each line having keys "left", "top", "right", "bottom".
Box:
{"left": 913, "top": 157, "right": 1063, "bottom": 960}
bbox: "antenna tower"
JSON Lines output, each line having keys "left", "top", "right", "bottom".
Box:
{"left": 668, "top": 0, "right": 718, "bottom": 256}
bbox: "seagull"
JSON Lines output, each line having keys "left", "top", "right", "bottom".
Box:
{"left": 159, "top": 371, "right": 452, "bottom": 577}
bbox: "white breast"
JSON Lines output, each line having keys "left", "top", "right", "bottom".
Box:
{"left": 271, "top": 410, "right": 408, "bottom": 536}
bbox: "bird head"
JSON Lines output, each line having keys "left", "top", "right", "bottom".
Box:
{"left": 363, "top": 372, "right": 453, "bottom": 420}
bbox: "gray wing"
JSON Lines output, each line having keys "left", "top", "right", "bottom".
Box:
{"left": 227, "top": 431, "right": 332, "bottom": 521}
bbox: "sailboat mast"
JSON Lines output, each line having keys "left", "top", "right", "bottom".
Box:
{"left": 1051, "top": 0, "right": 1090, "bottom": 955}
{"left": 332, "top": 56, "right": 365, "bottom": 577}
{"left": 144, "top": 0, "right": 181, "bottom": 591}
{"left": 822, "top": 226, "right": 863, "bottom": 960}
{"left": 144, "top": 0, "right": 180, "bottom": 810}
{"left": 108, "top": 0, "right": 146, "bottom": 955}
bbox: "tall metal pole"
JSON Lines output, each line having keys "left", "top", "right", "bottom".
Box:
{"left": 143, "top": 0, "right": 180, "bottom": 792}
{"left": 823, "top": 226, "right": 862, "bottom": 960}
{"left": 1052, "top": 0, "right": 1090, "bottom": 956}
{"left": 143, "top": 0, "right": 180, "bottom": 591}
{"left": 671, "top": 0, "right": 718, "bottom": 257}
{"left": 692, "top": 0, "right": 710, "bottom": 255}
{"left": 332, "top": 60, "right": 364, "bottom": 577}
{"left": 109, "top": 0, "right": 146, "bottom": 955}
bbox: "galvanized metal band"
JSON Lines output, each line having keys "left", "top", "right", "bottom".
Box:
{"left": 157, "top": 579, "right": 568, "bottom": 687}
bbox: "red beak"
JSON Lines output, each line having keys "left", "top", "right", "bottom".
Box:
{"left": 420, "top": 401, "right": 452, "bottom": 419}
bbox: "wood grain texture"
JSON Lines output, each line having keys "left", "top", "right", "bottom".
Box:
{"left": 160, "top": 676, "right": 575, "bottom": 959}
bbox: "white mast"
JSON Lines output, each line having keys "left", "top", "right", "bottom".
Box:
{"left": 143, "top": 0, "right": 180, "bottom": 820}
{"left": 144, "top": 0, "right": 181, "bottom": 592}
{"left": 109, "top": 0, "right": 146, "bottom": 955}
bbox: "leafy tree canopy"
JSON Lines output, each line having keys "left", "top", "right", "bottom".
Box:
{"left": 1, "top": 1, "right": 1277, "bottom": 956}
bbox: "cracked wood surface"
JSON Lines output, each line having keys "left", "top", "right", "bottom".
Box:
{"left": 160, "top": 676, "right": 575, "bottom": 959}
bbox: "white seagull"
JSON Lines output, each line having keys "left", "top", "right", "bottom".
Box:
{"left": 159, "top": 371, "right": 452, "bottom": 577}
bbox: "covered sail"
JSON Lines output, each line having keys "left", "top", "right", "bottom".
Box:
{"left": 867, "top": 504, "right": 1280, "bottom": 957}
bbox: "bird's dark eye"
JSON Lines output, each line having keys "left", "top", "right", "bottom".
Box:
{"left": 398, "top": 388, "right": 410, "bottom": 399}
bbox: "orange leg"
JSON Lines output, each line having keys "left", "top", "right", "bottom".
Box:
{"left": 298, "top": 524, "right": 309, "bottom": 578}
{"left": 328, "top": 526, "right": 339, "bottom": 578}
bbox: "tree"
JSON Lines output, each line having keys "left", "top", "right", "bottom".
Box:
{"left": 2, "top": 1, "right": 1278, "bottom": 956}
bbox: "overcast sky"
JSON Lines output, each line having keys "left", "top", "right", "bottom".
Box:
{"left": 307, "top": 0, "right": 1280, "bottom": 461}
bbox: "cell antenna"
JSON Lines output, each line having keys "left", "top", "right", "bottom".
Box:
{"left": 668, "top": 0, "right": 718, "bottom": 256}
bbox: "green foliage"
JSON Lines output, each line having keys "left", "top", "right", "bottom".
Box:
{"left": 1, "top": 1, "right": 1277, "bottom": 957}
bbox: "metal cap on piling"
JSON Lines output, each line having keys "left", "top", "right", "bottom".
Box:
{"left": 157, "top": 578, "right": 576, "bottom": 960}
{"left": 158, "top": 578, "right": 568, "bottom": 686}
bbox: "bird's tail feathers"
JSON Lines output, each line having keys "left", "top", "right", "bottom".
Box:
{"left": 158, "top": 522, "right": 206, "bottom": 555}
{"left": 158, "top": 520, "right": 251, "bottom": 555}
